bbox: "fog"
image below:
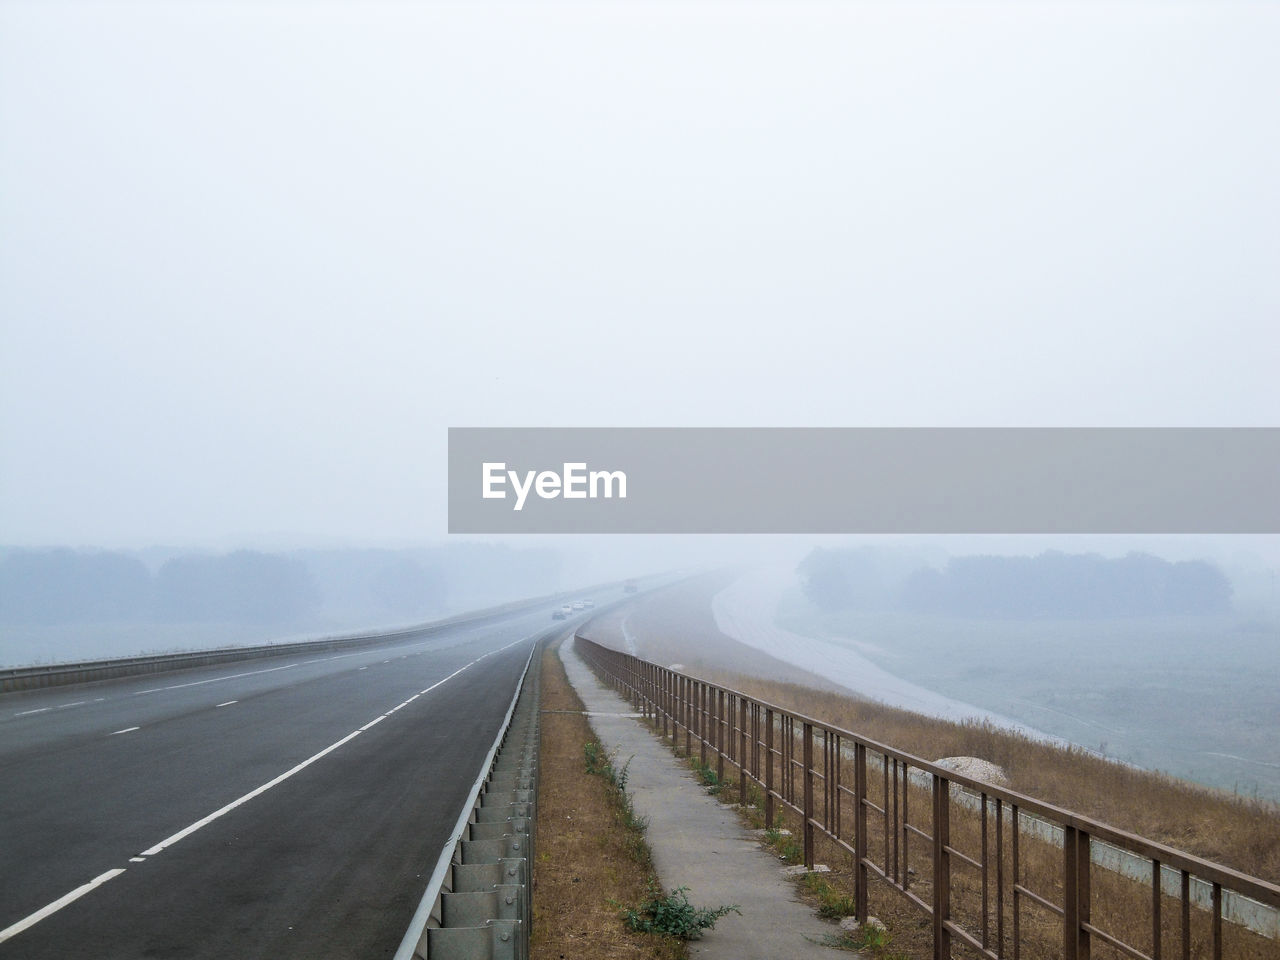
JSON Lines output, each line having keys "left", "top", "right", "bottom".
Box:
{"left": 3, "top": 535, "right": 1277, "bottom": 666}
{"left": 2, "top": 0, "right": 1278, "bottom": 549}
{"left": 2, "top": 1, "right": 1278, "bottom": 799}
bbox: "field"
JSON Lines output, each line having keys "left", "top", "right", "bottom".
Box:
{"left": 774, "top": 591, "right": 1280, "bottom": 801}
{"left": 587, "top": 573, "right": 1280, "bottom": 886}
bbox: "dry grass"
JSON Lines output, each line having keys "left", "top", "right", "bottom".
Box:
{"left": 621, "top": 674, "right": 1280, "bottom": 960}
{"left": 595, "top": 573, "right": 1280, "bottom": 884}
{"left": 577, "top": 573, "right": 1280, "bottom": 959}
{"left": 739, "top": 766, "right": 1280, "bottom": 960}
{"left": 530, "top": 640, "right": 685, "bottom": 960}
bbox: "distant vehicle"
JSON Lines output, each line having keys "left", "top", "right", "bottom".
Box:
{"left": 572, "top": 601, "right": 585, "bottom": 610}
{"left": 582, "top": 598, "right": 594, "bottom": 608}
{"left": 624, "top": 579, "right": 638, "bottom": 594}
{"left": 552, "top": 608, "right": 566, "bottom": 620}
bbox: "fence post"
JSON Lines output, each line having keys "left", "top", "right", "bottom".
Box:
{"left": 684, "top": 676, "right": 691, "bottom": 757}
{"left": 765, "top": 708, "right": 775, "bottom": 828}
{"left": 716, "top": 689, "right": 726, "bottom": 787}
{"left": 646, "top": 662, "right": 653, "bottom": 721}
{"left": 1064, "top": 825, "right": 1092, "bottom": 960}
{"left": 855, "top": 742, "right": 868, "bottom": 920}
{"left": 803, "top": 722, "right": 815, "bottom": 870}
{"left": 739, "top": 697, "right": 749, "bottom": 806}
{"left": 699, "top": 683, "right": 707, "bottom": 768}
{"left": 932, "top": 775, "right": 951, "bottom": 960}
{"left": 665, "top": 670, "right": 675, "bottom": 742}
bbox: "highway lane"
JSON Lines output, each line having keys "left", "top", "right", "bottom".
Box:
{"left": 0, "top": 613, "right": 543, "bottom": 756}
{"left": 0, "top": 600, "right": 593, "bottom": 958}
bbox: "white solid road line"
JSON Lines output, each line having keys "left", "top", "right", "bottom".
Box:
{"left": 138, "top": 636, "right": 530, "bottom": 859}
{"left": 131, "top": 662, "right": 300, "bottom": 696}
{"left": 0, "top": 632, "right": 538, "bottom": 949}
{"left": 10, "top": 615, "right": 539, "bottom": 721}
{"left": 13, "top": 698, "right": 103, "bottom": 718}
{"left": 0, "top": 869, "right": 126, "bottom": 945}
{"left": 109, "top": 727, "right": 140, "bottom": 736}
{"left": 215, "top": 701, "right": 238, "bottom": 708}
{"left": 139, "top": 729, "right": 364, "bottom": 856}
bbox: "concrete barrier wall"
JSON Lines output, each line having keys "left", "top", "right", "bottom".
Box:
{"left": 0, "top": 591, "right": 571, "bottom": 694}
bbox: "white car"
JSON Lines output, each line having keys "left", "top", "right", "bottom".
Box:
{"left": 572, "top": 601, "right": 585, "bottom": 610}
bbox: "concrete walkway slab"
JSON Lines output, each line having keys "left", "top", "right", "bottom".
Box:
{"left": 559, "top": 637, "right": 851, "bottom": 960}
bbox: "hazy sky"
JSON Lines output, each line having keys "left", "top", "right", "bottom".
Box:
{"left": 2, "top": 0, "right": 1277, "bottom": 547}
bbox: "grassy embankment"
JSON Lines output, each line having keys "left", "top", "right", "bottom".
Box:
{"left": 531, "top": 639, "right": 685, "bottom": 960}
{"left": 582, "top": 577, "right": 1280, "bottom": 960}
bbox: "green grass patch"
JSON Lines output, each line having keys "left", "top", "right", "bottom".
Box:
{"left": 617, "top": 883, "right": 741, "bottom": 941}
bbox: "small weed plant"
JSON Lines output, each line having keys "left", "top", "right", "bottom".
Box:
{"left": 821, "top": 920, "right": 896, "bottom": 955}
{"left": 583, "top": 742, "right": 648, "bottom": 833}
{"left": 689, "top": 758, "right": 724, "bottom": 795}
{"left": 801, "top": 872, "right": 858, "bottom": 919}
{"left": 619, "top": 882, "right": 741, "bottom": 941}
{"left": 778, "top": 835, "right": 803, "bottom": 864}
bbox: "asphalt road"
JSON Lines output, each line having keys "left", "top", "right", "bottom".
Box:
{"left": 0, "top": 601, "right": 590, "bottom": 959}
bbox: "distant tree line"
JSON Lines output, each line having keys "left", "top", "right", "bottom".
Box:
{"left": 0, "top": 543, "right": 563, "bottom": 627}
{"left": 799, "top": 548, "right": 1232, "bottom": 618}
{"left": 0, "top": 549, "right": 319, "bottom": 625}
{"left": 153, "top": 552, "right": 318, "bottom": 623}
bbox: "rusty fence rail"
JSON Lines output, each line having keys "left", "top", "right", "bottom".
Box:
{"left": 575, "top": 635, "right": 1280, "bottom": 960}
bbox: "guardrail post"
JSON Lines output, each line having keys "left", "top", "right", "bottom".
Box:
{"left": 803, "top": 722, "right": 815, "bottom": 870}
{"left": 1064, "top": 825, "right": 1091, "bottom": 960}
{"left": 932, "top": 775, "right": 951, "bottom": 960}
{"left": 739, "top": 696, "right": 748, "bottom": 806}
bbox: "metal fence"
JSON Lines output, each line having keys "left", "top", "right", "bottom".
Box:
{"left": 575, "top": 635, "right": 1280, "bottom": 960}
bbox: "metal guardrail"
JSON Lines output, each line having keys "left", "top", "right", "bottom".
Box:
{"left": 576, "top": 635, "right": 1280, "bottom": 960}
{"left": 0, "top": 590, "right": 583, "bottom": 694}
{"left": 394, "top": 635, "right": 543, "bottom": 960}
